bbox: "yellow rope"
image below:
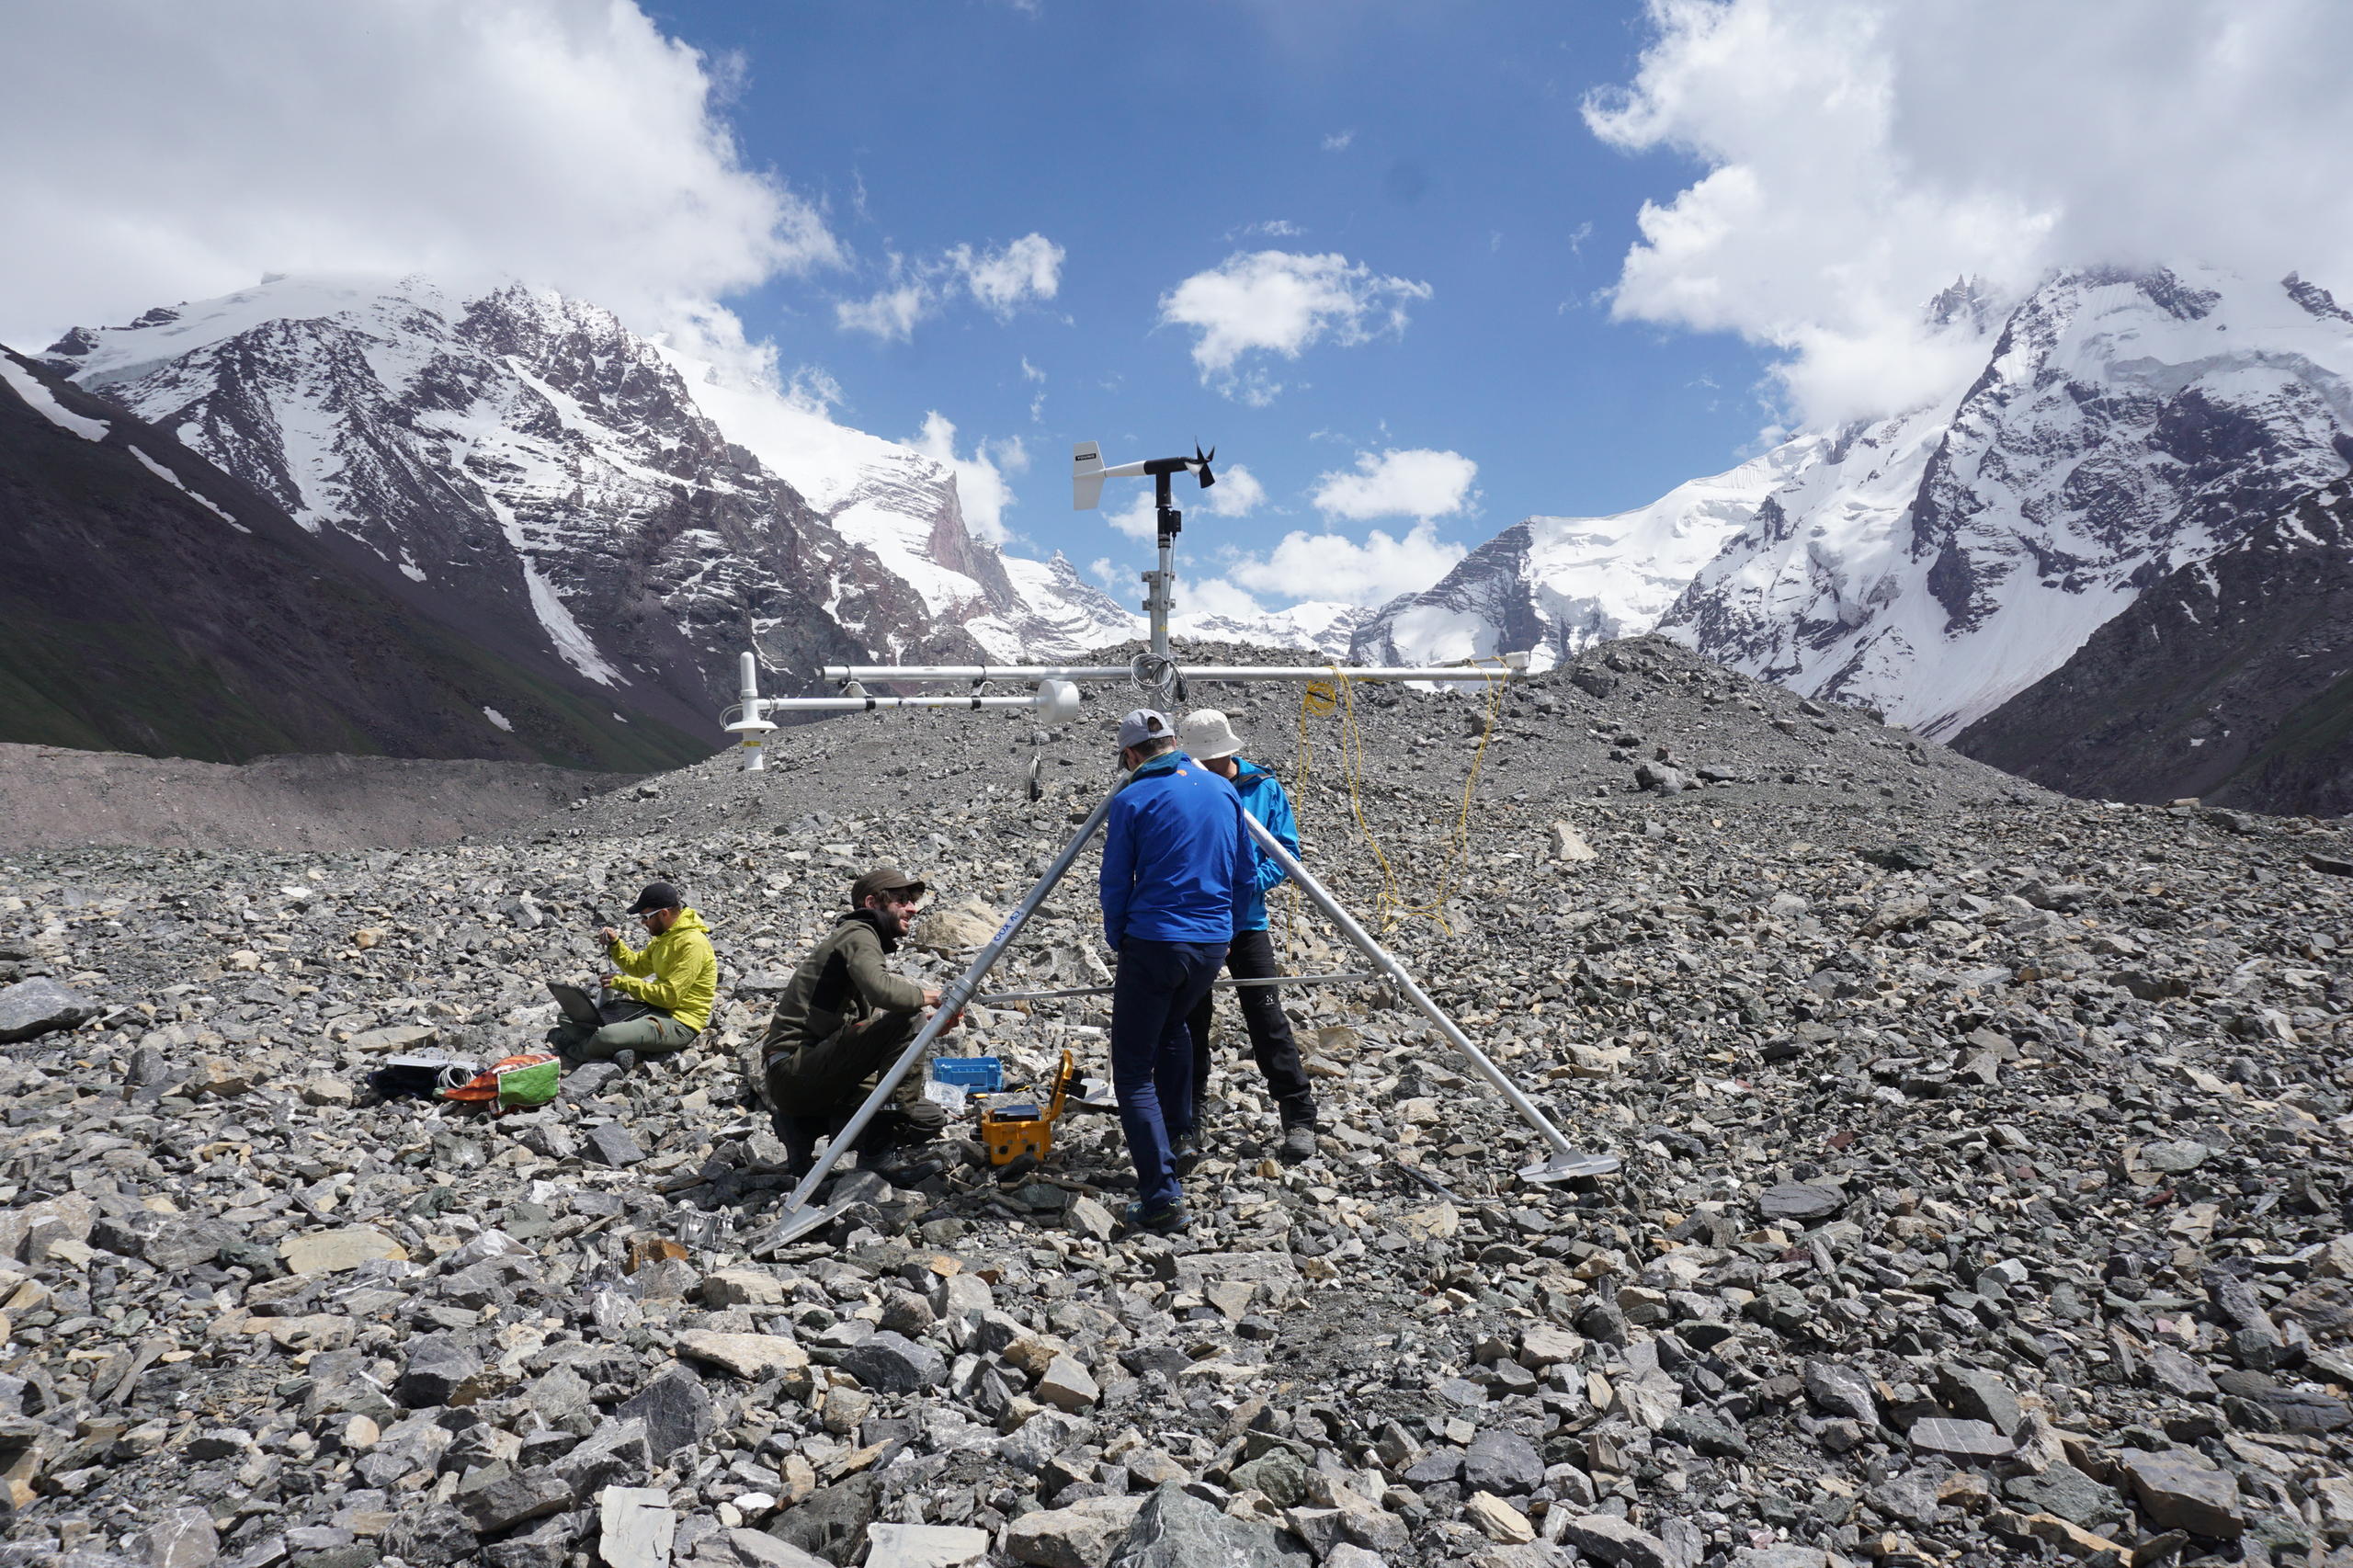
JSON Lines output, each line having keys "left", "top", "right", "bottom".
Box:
{"left": 1290, "top": 658, "right": 1506, "bottom": 935}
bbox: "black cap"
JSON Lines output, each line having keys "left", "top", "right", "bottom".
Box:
{"left": 850, "top": 864, "right": 926, "bottom": 905}
{"left": 625, "top": 881, "right": 682, "bottom": 915}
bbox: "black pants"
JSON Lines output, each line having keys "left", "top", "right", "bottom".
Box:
{"left": 1186, "top": 928, "right": 1317, "bottom": 1130}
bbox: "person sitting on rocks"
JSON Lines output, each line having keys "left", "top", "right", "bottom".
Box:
{"left": 1178, "top": 708, "right": 1320, "bottom": 1164}
{"left": 760, "top": 864, "right": 955, "bottom": 1177}
{"left": 550, "top": 881, "right": 717, "bottom": 1068}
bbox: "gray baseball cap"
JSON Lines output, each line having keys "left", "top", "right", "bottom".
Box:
{"left": 1116, "top": 709, "right": 1174, "bottom": 749}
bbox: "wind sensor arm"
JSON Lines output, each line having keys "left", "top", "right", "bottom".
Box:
{"left": 1074, "top": 442, "right": 1214, "bottom": 517}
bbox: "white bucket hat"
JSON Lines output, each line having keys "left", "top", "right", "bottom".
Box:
{"left": 1180, "top": 709, "right": 1244, "bottom": 761}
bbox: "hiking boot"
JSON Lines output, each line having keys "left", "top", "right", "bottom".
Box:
{"left": 1171, "top": 1134, "right": 1202, "bottom": 1176}
{"left": 1122, "top": 1199, "right": 1188, "bottom": 1235}
{"left": 1278, "top": 1124, "right": 1319, "bottom": 1165}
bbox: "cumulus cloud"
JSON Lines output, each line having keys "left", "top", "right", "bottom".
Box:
{"left": 1312, "top": 449, "right": 1479, "bottom": 521}
{"left": 951, "top": 233, "right": 1065, "bottom": 317}
{"left": 0, "top": 0, "right": 837, "bottom": 352}
{"left": 836, "top": 233, "right": 1063, "bottom": 341}
{"left": 1201, "top": 463, "right": 1267, "bottom": 517}
{"left": 1586, "top": 0, "right": 2353, "bottom": 426}
{"left": 1223, "top": 521, "right": 1466, "bottom": 606}
{"left": 1158, "top": 251, "right": 1432, "bottom": 403}
{"left": 911, "top": 414, "right": 1027, "bottom": 546}
{"left": 835, "top": 281, "right": 928, "bottom": 342}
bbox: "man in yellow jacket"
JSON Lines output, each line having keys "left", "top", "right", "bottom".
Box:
{"left": 551, "top": 881, "right": 718, "bottom": 1067}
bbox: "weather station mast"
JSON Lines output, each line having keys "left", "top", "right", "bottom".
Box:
{"left": 724, "top": 441, "right": 1615, "bottom": 1244}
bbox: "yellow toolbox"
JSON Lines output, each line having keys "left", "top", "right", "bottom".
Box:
{"left": 978, "top": 1051, "right": 1077, "bottom": 1165}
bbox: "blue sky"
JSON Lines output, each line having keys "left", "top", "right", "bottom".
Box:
{"left": 654, "top": 0, "right": 1772, "bottom": 589}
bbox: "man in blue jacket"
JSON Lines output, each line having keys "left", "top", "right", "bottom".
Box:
{"left": 1179, "top": 710, "right": 1320, "bottom": 1163}
{"left": 1099, "top": 708, "right": 1251, "bottom": 1233}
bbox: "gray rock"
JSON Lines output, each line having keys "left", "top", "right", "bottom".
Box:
{"left": 1907, "top": 1417, "right": 2012, "bottom": 1460}
{"left": 1757, "top": 1183, "right": 1844, "bottom": 1223}
{"left": 2003, "top": 1465, "right": 2115, "bottom": 1528}
{"left": 767, "top": 1473, "right": 883, "bottom": 1566}
{"left": 2121, "top": 1449, "right": 2245, "bottom": 1538}
{"left": 143, "top": 1508, "right": 219, "bottom": 1568}
{"left": 618, "top": 1365, "right": 714, "bottom": 1461}
{"left": 1559, "top": 1513, "right": 1675, "bottom": 1568}
{"left": 1460, "top": 1429, "right": 1545, "bottom": 1494}
{"left": 597, "top": 1486, "right": 675, "bottom": 1568}
{"left": 1658, "top": 1406, "right": 1750, "bottom": 1457}
{"left": 1933, "top": 1364, "right": 2022, "bottom": 1436}
{"left": 396, "top": 1333, "right": 484, "bottom": 1408}
{"left": 2144, "top": 1345, "right": 2217, "bottom": 1400}
{"left": 1801, "top": 1359, "right": 1879, "bottom": 1425}
{"left": 456, "top": 1463, "right": 572, "bottom": 1533}
{"left": 585, "top": 1122, "right": 645, "bottom": 1166}
{"left": 554, "top": 1418, "right": 652, "bottom": 1500}
{"left": 1108, "top": 1483, "right": 1311, "bottom": 1568}
{"left": 0, "top": 978, "right": 97, "bottom": 1043}
{"left": 836, "top": 1330, "right": 946, "bottom": 1393}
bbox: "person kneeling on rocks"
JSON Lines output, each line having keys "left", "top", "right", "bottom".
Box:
{"left": 551, "top": 881, "right": 717, "bottom": 1067}
{"left": 760, "top": 865, "right": 954, "bottom": 1177}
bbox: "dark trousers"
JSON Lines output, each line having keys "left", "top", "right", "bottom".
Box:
{"left": 764, "top": 1010, "right": 943, "bottom": 1175}
{"left": 1186, "top": 927, "right": 1318, "bottom": 1129}
{"left": 1111, "top": 937, "right": 1224, "bottom": 1209}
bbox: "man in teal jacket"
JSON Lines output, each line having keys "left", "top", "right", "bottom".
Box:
{"left": 1180, "top": 710, "right": 1319, "bottom": 1163}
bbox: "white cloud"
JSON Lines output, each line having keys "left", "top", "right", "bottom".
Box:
{"left": 1586, "top": 0, "right": 2353, "bottom": 426}
{"left": 1201, "top": 462, "right": 1267, "bottom": 517}
{"left": 780, "top": 364, "right": 845, "bottom": 415}
{"left": 1311, "top": 449, "right": 1479, "bottom": 521}
{"left": 1158, "top": 250, "right": 1432, "bottom": 402}
{"left": 1223, "top": 521, "right": 1466, "bottom": 607}
{"left": 1102, "top": 489, "right": 1160, "bottom": 544}
{"left": 835, "top": 281, "right": 928, "bottom": 342}
{"left": 951, "top": 233, "right": 1064, "bottom": 317}
{"left": 911, "top": 413, "right": 1025, "bottom": 546}
{"left": 835, "top": 233, "right": 1064, "bottom": 341}
{"left": 0, "top": 0, "right": 837, "bottom": 352}
{"left": 1323, "top": 131, "right": 1356, "bottom": 152}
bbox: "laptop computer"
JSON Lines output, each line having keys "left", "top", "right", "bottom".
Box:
{"left": 547, "top": 981, "right": 604, "bottom": 1027}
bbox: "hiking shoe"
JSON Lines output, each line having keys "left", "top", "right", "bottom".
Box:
{"left": 1278, "top": 1124, "right": 1319, "bottom": 1165}
{"left": 1171, "top": 1134, "right": 1202, "bottom": 1176}
{"left": 1122, "top": 1199, "right": 1188, "bottom": 1235}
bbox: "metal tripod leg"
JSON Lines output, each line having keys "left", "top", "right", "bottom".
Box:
{"left": 751, "top": 772, "right": 1133, "bottom": 1252}
{"left": 1236, "top": 813, "right": 1620, "bottom": 1184}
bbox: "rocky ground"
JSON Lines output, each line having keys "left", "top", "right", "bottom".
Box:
{"left": 0, "top": 634, "right": 2347, "bottom": 1568}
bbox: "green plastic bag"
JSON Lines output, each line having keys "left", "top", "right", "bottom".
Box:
{"left": 441, "top": 1052, "right": 561, "bottom": 1111}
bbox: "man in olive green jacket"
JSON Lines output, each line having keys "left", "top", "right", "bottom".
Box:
{"left": 761, "top": 864, "right": 954, "bottom": 1176}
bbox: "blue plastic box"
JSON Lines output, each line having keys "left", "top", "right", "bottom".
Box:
{"left": 930, "top": 1056, "right": 1005, "bottom": 1090}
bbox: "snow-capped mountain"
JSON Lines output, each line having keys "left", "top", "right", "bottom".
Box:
{"left": 1955, "top": 475, "right": 2353, "bottom": 815}
{"left": 1349, "top": 441, "right": 1822, "bottom": 667}
{"left": 1361, "top": 267, "right": 2353, "bottom": 739}
{"left": 38, "top": 275, "right": 1345, "bottom": 728}
{"left": 0, "top": 346, "right": 712, "bottom": 767}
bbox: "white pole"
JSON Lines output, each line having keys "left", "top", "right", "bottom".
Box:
{"left": 736, "top": 653, "right": 767, "bottom": 774}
